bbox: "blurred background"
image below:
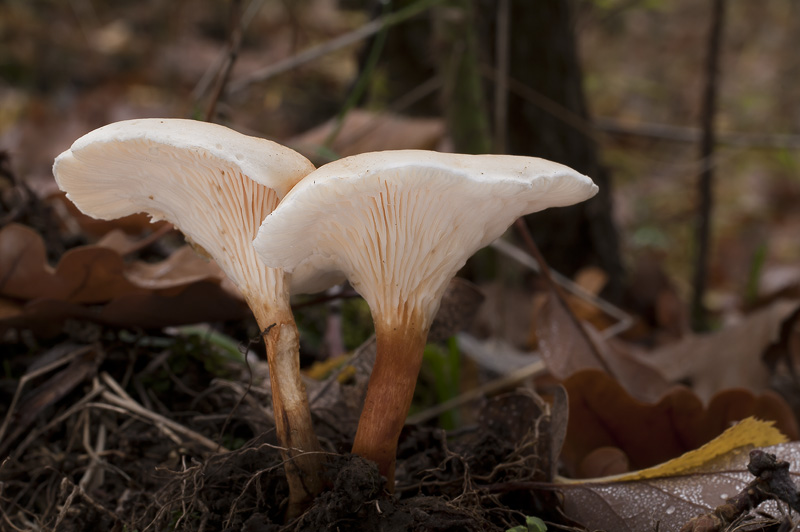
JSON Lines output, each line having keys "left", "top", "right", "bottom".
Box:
{"left": 2, "top": 0, "right": 799, "bottom": 324}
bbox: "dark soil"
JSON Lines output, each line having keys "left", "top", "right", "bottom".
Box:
{"left": 0, "top": 334, "right": 561, "bottom": 532}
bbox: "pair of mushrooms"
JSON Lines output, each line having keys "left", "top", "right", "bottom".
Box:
{"left": 53, "top": 118, "right": 597, "bottom": 515}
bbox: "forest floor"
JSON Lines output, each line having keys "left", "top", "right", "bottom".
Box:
{"left": 2, "top": 1, "right": 800, "bottom": 531}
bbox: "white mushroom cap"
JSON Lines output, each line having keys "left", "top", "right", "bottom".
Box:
{"left": 254, "top": 149, "right": 598, "bottom": 326}
{"left": 53, "top": 118, "right": 318, "bottom": 299}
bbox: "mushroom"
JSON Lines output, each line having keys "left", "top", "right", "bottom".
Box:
{"left": 253, "top": 149, "right": 598, "bottom": 486}
{"left": 53, "top": 118, "right": 325, "bottom": 515}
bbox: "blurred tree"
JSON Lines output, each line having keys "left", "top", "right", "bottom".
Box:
{"left": 475, "top": 0, "right": 624, "bottom": 301}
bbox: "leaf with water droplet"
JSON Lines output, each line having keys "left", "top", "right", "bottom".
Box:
{"left": 557, "top": 419, "right": 796, "bottom": 531}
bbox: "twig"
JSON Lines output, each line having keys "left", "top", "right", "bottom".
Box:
{"left": 290, "top": 287, "right": 360, "bottom": 310}
{"left": 404, "top": 359, "right": 546, "bottom": 425}
{"left": 493, "top": 0, "right": 510, "bottom": 154}
{"left": 205, "top": 0, "right": 243, "bottom": 122}
{"left": 99, "top": 372, "right": 228, "bottom": 453}
{"left": 322, "top": 0, "right": 391, "bottom": 150}
{"left": 481, "top": 66, "right": 603, "bottom": 144}
{"left": 490, "top": 238, "right": 632, "bottom": 339}
{"left": 439, "top": 0, "right": 491, "bottom": 154}
{"left": 292, "top": 76, "right": 443, "bottom": 162}
{"left": 228, "top": 0, "right": 445, "bottom": 93}
{"left": 79, "top": 409, "right": 107, "bottom": 491}
{"left": 511, "top": 218, "right": 616, "bottom": 378}
{"left": 691, "top": 0, "right": 726, "bottom": 332}
{"left": 595, "top": 117, "right": 800, "bottom": 149}
{"left": 679, "top": 450, "right": 800, "bottom": 532}
{"left": 55, "top": 477, "right": 122, "bottom": 529}
{"left": 191, "top": 0, "right": 266, "bottom": 102}
{"left": 0, "top": 345, "right": 95, "bottom": 451}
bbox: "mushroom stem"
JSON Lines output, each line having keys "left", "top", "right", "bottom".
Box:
{"left": 351, "top": 312, "right": 429, "bottom": 488}
{"left": 251, "top": 302, "right": 325, "bottom": 518}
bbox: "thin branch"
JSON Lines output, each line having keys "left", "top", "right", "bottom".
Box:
{"left": 493, "top": 0, "right": 510, "bottom": 153}
{"left": 595, "top": 117, "right": 800, "bottom": 149}
{"left": 322, "top": 0, "right": 392, "bottom": 149}
{"left": 405, "top": 359, "right": 546, "bottom": 425}
{"left": 229, "top": 0, "right": 445, "bottom": 94}
{"left": 490, "top": 238, "right": 632, "bottom": 339}
{"left": 205, "top": 0, "right": 244, "bottom": 122}
{"left": 512, "top": 218, "right": 616, "bottom": 378}
{"left": 691, "top": 0, "right": 726, "bottom": 332}
{"left": 99, "top": 372, "right": 228, "bottom": 453}
{"left": 482, "top": 65, "right": 603, "bottom": 144}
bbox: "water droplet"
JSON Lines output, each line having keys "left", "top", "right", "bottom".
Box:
{"left": 720, "top": 493, "right": 728, "bottom": 500}
{"left": 665, "top": 506, "right": 675, "bottom": 515}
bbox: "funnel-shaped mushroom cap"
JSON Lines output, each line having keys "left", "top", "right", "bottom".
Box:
{"left": 254, "top": 150, "right": 598, "bottom": 325}
{"left": 53, "top": 118, "right": 319, "bottom": 298}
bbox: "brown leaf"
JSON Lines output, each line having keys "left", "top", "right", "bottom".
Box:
{"left": 561, "top": 369, "right": 800, "bottom": 478}
{"left": 559, "top": 441, "right": 800, "bottom": 532}
{"left": 0, "top": 282, "right": 249, "bottom": 337}
{"left": 534, "top": 289, "right": 672, "bottom": 403}
{"left": 125, "top": 246, "right": 233, "bottom": 292}
{"left": 646, "top": 299, "right": 800, "bottom": 402}
{"left": 0, "top": 224, "right": 247, "bottom": 334}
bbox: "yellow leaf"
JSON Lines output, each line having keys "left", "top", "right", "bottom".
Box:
{"left": 559, "top": 417, "right": 787, "bottom": 484}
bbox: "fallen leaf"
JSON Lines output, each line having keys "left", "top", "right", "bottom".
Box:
{"left": 534, "top": 289, "right": 672, "bottom": 403}
{"left": 0, "top": 224, "right": 247, "bottom": 334}
{"left": 611, "top": 417, "right": 787, "bottom": 482}
{"left": 646, "top": 299, "right": 800, "bottom": 402}
{"left": 561, "top": 369, "right": 799, "bottom": 477}
{"left": 125, "top": 246, "right": 234, "bottom": 293}
{"left": 0, "top": 282, "right": 249, "bottom": 337}
{"left": 558, "top": 422, "right": 795, "bottom": 532}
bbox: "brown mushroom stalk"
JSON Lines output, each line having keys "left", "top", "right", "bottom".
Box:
{"left": 352, "top": 313, "right": 428, "bottom": 485}
{"left": 253, "top": 150, "right": 599, "bottom": 487}
{"left": 53, "top": 118, "right": 326, "bottom": 516}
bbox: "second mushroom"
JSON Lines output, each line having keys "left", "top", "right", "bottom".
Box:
{"left": 53, "top": 118, "right": 326, "bottom": 516}
{"left": 253, "top": 149, "right": 598, "bottom": 486}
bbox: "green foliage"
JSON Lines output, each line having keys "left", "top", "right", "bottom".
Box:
{"left": 341, "top": 297, "right": 375, "bottom": 350}
{"left": 506, "top": 515, "right": 547, "bottom": 532}
{"left": 631, "top": 224, "right": 670, "bottom": 250}
{"left": 419, "top": 336, "right": 461, "bottom": 429}
{"left": 129, "top": 327, "right": 246, "bottom": 393}
{"left": 171, "top": 325, "right": 247, "bottom": 365}
{"left": 744, "top": 242, "right": 768, "bottom": 306}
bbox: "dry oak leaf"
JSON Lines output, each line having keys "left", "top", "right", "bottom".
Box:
{"left": 558, "top": 419, "right": 793, "bottom": 532}
{"left": 534, "top": 288, "right": 672, "bottom": 403}
{"left": 0, "top": 224, "right": 247, "bottom": 334}
{"left": 0, "top": 281, "right": 248, "bottom": 337}
{"left": 561, "top": 369, "right": 799, "bottom": 478}
{"left": 646, "top": 299, "right": 800, "bottom": 402}
{"left": 0, "top": 223, "right": 138, "bottom": 303}
{"left": 0, "top": 223, "right": 235, "bottom": 301}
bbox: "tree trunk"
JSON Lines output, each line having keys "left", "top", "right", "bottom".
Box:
{"left": 477, "top": 0, "right": 625, "bottom": 301}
